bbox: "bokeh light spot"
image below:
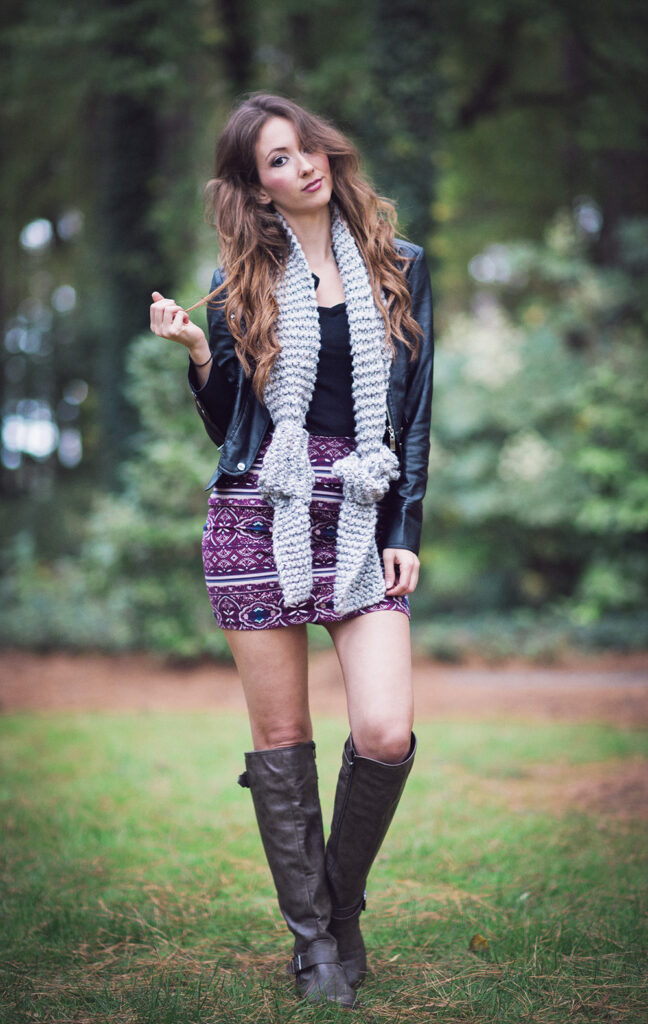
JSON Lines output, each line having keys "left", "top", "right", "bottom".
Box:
{"left": 20, "top": 219, "right": 53, "bottom": 251}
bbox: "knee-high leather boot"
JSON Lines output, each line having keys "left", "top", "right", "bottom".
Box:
{"left": 239, "top": 741, "right": 356, "bottom": 1008}
{"left": 325, "top": 733, "right": 417, "bottom": 988}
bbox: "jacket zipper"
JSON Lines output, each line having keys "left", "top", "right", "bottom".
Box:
{"left": 386, "top": 400, "right": 397, "bottom": 454}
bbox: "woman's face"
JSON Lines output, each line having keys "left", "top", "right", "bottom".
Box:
{"left": 254, "top": 116, "right": 332, "bottom": 219}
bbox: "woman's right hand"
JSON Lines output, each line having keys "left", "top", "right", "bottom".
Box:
{"left": 150, "top": 291, "right": 211, "bottom": 367}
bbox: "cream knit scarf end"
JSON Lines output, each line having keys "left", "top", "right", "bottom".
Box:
{"left": 257, "top": 204, "right": 400, "bottom": 615}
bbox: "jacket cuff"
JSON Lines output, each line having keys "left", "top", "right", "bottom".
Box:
{"left": 187, "top": 357, "right": 234, "bottom": 449}
{"left": 188, "top": 356, "right": 209, "bottom": 394}
{"left": 377, "top": 499, "right": 423, "bottom": 554}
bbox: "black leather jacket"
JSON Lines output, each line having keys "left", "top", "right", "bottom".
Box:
{"left": 189, "top": 239, "right": 434, "bottom": 554}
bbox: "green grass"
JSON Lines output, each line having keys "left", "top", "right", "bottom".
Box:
{"left": 1, "top": 713, "right": 647, "bottom": 1023}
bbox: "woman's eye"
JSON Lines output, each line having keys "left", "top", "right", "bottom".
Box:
{"left": 271, "top": 155, "right": 288, "bottom": 167}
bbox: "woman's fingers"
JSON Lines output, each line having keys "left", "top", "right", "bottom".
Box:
{"left": 383, "top": 548, "right": 420, "bottom": 596}
{"left": 150, "top": 292, "right": 190, "bottom": 336}
{"left": 383, "top": 549, "right": 397, "bottom": 591}
{"left": 150, "top": 291, "right": 208, "bottom": 353}
{"left": 170, "top": 307, "right": 190, "bottom": 330}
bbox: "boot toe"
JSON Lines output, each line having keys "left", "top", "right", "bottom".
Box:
{"left": 341, "top": 952, "right": 367, "bottom": 990}
{"left": 330, "top": 914, "right": 367, "bottom": 988}
{"left": 295, "top": 962, "right": 357, "bottom": 1008}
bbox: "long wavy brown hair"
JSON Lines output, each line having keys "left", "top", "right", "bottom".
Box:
{"left": 188, "top": 93, "right": 422, "bottom": 401}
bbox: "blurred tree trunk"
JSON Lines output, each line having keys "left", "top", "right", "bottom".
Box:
{"left": 89, "top": 93, "right": 167, "bottom": 480}
{"left": 218, "top": 0, "right": 254, "bottom": 97}
{"left": 365, "top": 0, "right": 443, "bottom": 259}
{"left": 85, "top": 0, "right": 199, "bottom": 484}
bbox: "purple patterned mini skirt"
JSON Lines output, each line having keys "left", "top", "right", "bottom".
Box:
{"left": 202, "top": 431, "right": 410, "bottom": 631}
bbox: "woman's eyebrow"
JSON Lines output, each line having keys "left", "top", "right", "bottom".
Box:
{"left": 265, "top": 145, "right": 289, "bottom": 160}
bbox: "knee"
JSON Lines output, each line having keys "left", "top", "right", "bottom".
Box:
{"left": 252, "top": 720, "right": 312, "bottom": 751}
{"left": 352, "top": 724, "right": 413, "bottom": 765}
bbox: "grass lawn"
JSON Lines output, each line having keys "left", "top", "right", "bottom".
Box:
{"left": 1, "top": 712, "right": 647, "bottom": 1023}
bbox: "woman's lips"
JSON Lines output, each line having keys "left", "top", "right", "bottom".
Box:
{"left": 303, "top": 178, "right": 322, "bottom": 192}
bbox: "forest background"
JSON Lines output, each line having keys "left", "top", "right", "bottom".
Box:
{"left": 1, "top": 0, "right": 647, "bottom": 662}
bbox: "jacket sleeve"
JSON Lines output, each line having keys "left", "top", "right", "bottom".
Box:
{"left": 187, "top": 268, "right": 240, "bottom": 448}
{"left": 380, "top": 247, "right": 435, "bottom": 554}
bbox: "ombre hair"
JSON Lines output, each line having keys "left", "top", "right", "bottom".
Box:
{"left": 190, "top": 93, "right": 422, "bottom": 401}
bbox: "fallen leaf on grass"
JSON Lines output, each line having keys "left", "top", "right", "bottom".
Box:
{"left": 468, "top": 933, "right": 490, "bottom": 953}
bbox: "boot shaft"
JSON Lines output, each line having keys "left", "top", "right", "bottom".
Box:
{"left": 326, "top": 733, "right": 417, "bottom": 914}
{"left": 242, "top": 741, "right": 333, "bottom": 951}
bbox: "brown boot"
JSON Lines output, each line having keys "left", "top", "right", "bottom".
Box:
{"left": 240, "top": 741, "right": 356, "bottom": 1008}
{"left": 325, "top": 733, "right": 417, "bottom": 988}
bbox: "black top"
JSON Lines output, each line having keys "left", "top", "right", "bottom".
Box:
{"left": 305, "top": 301, "right": 355, "bottom": 436}
{"left": 305, "top": 271, "right": 355, "bottom": 436}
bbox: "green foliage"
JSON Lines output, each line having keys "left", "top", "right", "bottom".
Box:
{"left": 0, "top": 531, "right": 134, "bottom": 651}
{"left": 419, "top": 210, "right": 648, "bottom": 638}
{"left": 0, "top": 335, "right": 230, "bottom": 658}
{"left": 76, "top": 335, "right": 232, "bottom": 659}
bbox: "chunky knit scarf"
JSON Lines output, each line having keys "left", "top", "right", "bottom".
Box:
{"left": 257, "top": 204, "right": 400, "bottom": 615}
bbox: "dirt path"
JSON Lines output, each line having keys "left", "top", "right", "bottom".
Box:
{"left": 1, "top": 649, "right": 647, "bottom": 726}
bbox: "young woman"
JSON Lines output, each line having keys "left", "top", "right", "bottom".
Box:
{"left": 150, "top": 93, "right": 434, "bottom": 1009}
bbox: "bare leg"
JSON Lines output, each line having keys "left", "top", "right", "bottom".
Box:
{"left": 325, "top": 609, "right": 414, "bottom": 763}
{"left": 223, "top": 623, "right": 311, "bottom": 750}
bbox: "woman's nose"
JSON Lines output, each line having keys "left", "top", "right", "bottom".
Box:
{"left": 298, "top": 153, "right": 314, "bottom": 175}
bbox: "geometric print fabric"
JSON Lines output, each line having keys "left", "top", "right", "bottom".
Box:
{"left": 202, "top": 430, "right": 410, "bottom": 631}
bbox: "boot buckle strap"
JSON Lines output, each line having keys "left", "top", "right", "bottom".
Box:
{"left": 287, "top": 941, "right": 339, "bottom": 975}
{"left": 332, "top": 891, "right": 367, "bottom": 921}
